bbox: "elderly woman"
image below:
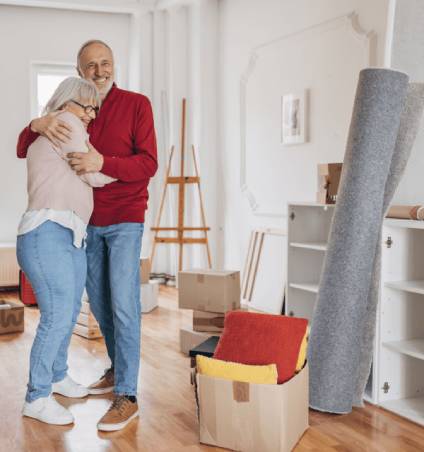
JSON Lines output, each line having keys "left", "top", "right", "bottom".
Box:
{"left": 17, "top": 77, "right": 115, "bottom": 425}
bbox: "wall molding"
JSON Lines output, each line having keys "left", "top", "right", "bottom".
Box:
{"left": 239, "top": 12, "right": 375, "bottom": 217}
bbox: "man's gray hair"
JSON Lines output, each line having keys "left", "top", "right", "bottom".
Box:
{"left": 77, "top": 39, "right": 113, "bottom": 69}
{"left": 43, "top": 77, "right": 99, "bottom": 114}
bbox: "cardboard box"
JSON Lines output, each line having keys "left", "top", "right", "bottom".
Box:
{"left": 73, "top": 323, "right": 102, "bottom": 339}
{"left": 141, "top": 280, "right": 160, "bottom": 313}
{"left": 180, "top": 327, "right": 220, "bottom": 356}
{"left": 196, "top": 364, "right": 309, "bottom": 452}
{"left": 178, "top": 270, "right": 240, "bottom": 313}
{"left": 317, "top": 163, "right": 342, "bottom": 204}
{"left": 81, "top": 289, "right": 89, "bottom": 302}
{"left": 0, "top": 299, "right": 24, "bottom": 334}
{"left": 140, "top": 257, "right": 151, "bottom": 284}
{"left": 316, "top": 189, "right": 327, "bottom": 205}
{"left": 80, "top": 300, "right": 90, "bottom": 315}
{"left": 77, "top": 312, "right": 99, "bottom": 328}
{"left": 193, "top": 310, "right": 225, "bottom": 333}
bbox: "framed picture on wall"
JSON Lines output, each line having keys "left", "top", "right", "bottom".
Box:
{"left": 281, "top": 89, "right": 309, "bottom": 145}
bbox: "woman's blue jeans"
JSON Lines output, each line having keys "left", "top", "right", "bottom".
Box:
{"left": 16, "top": 221, "right": 86, "bottom": 402}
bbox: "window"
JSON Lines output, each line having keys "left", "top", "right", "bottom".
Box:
{"left": 30, "top": 63, "right": 76, "bottom": 118}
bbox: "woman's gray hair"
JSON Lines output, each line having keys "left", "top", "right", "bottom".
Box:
{"left": 43, "top": 77, "right": 99, "bottom": 114}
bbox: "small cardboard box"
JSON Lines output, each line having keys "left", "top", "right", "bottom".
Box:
{"left": 74, "top": 323, "right": 102, "bottom": 339}
{"left": 316, "top": 189, "right": 327, "bottom": 205}
{"left": 0, "top": 299, "right": 24, "bottom": 334}
{"left": 77, "top": 312, "right": 99, "bottom": 328}
{"left": 140, "top": 257, "right": 151, "bottom": 284}
{"left": 317, "top": 163, "right": 342, "bottom": 204}
{"left": 178, "top": 270, "right": 240, "bottom": 313}
{"left": 141, "top": 280, "right": 159, "bottom": 313}
{"left": 179, "top": 326, "right": 220, "bottom": 356}
{"left": 80, "top": 300, "right": 90, "bottom": 315}
{"left": 193, "top": 310, "right": 225, "bottom": 333}
{"left": 196, "top": 364, "right": 309, "bottom": 452}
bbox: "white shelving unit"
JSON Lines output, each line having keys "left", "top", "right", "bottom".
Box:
{"left": 286, "top": 202, "right": 379, "bottom": 405}
{"left": 378, "top": 219, "right": 424, "bottom": 426}
{"left": 286, "top": 203, "right": 335, "bottom": 322}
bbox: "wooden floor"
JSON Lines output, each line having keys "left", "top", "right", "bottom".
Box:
{"left": 0, "top": 286, "right": 423, "bottom": 452}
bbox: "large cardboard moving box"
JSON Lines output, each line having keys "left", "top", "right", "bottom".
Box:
{"left": 178, "top": 270, "right": 240, "bottom": 313}
{"left": 0, "top": 299, "right": 24, "bottom": 334}
{"left": 196, "top": 365, "right": 309, "bottom": 452}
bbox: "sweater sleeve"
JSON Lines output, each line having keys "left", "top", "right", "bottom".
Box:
{"left": 56, "top": 112, "right": 117, "bottom": 188}
{"left": 17, "top": 124, "right": 39, "bottom": 158}
{"left": 101, "top": 96, "right": 158, "bottom": 182}
{"left": 79, "top": 173, "right": 116, "bottom": 188}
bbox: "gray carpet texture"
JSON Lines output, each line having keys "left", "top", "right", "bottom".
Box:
{"left": 308, "top": 68, "right": 411, "bottom": 414}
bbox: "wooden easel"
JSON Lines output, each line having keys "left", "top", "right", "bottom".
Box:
{"left": 150, "top": 98, "right": 212, "bottom": 272}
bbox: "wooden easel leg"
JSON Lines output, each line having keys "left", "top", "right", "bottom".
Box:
{"left": 151, "top": 145, "right": 175, "bottom": 268}
{"left": 178, "top": 100, "right": 187, "bottom": 272}
{"left": 191, "top": 145, "right": 212, "bottom": 268}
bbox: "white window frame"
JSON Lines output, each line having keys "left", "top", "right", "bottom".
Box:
{"left": 29, "top": 60, "right": 123, "bottom": 119}
{"left": 30, "top": 61, "right": 77, "bottom": 119}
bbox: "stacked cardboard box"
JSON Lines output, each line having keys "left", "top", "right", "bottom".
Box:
{"left": 317, "top": 163, "right": 342, "bottom": 204}
{"left": 140, "top": 257, "right": 151, "bottom": 284}
{"left": 178, "top": 270, "right": 240, "bottom": 355}
{"left": 0, "top": 299, "right": 24, "bottom": 334}
{"left": 73, "top": 290, "right": 102, "bottom": 339}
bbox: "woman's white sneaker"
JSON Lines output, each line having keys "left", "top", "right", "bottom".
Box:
{"left": 22, "top": 395, "right": 74, "bottom": 425}
{"left": 52, "top": 375, "right": 89, "bottom": 398}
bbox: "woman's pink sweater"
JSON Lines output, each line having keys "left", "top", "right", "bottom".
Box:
{"left": 26, "top": 111, "right": 115, "bottom": 224}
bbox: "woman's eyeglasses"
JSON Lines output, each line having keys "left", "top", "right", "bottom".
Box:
{"left": 71, "top": 100, "right": 99, "bottom": 115}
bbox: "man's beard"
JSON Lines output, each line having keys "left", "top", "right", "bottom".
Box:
{"left": 97, "top": 78, "right": 114, "bottom": 99}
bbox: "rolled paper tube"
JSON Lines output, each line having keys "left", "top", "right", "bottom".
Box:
{"left": 387, "top": 205, "right": 424, "bottom": 220}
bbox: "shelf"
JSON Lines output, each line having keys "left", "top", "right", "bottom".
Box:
{"left": 385, "top": 280, "right": 424, "bottom": 295}
{"left": 290, "top": 242, "right": 327, "bottom": 251}
{"left": 380, "top": 396, "right": 424, "bottom": 426}
{"left": 384, "top": 218, "right": 424, "bottom": 230}
{"left": 288, "top": 202, "right": 335, "bottom": 208}
{"left": 289, "top": 283, "right": 319, "bottom": 294}
{"left": 383, "top": 339, "right": 424, "bottom": 361}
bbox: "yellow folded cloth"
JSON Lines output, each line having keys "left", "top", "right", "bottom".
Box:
{"left": 196, "top": 355, "right": 278, "bottom": 384}
{"left": 295, "top": 329, "right": 309, "bottom": 372}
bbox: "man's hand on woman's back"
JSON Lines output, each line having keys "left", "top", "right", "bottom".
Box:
{"left": 30, "top": 111, "right": 73, "bottom": 147}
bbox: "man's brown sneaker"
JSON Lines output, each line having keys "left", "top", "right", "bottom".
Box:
{"left": 88, "top": 368, "right": 114, "bottom": 395}
{"left": 97, "top": 396, "right": 139, "bottom": 431}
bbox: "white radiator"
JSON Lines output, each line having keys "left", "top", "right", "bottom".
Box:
{"left": 0, "top": 243, "right": 19, "bottom": 287}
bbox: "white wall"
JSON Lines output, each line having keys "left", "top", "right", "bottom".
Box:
{"left": 0, "top": 4, "right": 131, "bottom": 243}
{"left": 216, "top": 0, "right": 391, "bottom": 270}
{"left": 390, "top": 0, "right": 424, "bottom": 204}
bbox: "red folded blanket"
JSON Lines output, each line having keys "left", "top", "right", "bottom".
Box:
{"left": 214, "top": 311, "right": 308, "bottom": 383}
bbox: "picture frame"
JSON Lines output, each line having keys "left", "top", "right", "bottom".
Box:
{"left": 281, "top": 89, "right": 309, "bottom": 145}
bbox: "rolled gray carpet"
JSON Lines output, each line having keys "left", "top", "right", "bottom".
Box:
{"left": 308, "top": 68, "right": 410, "bottom": 414}
{"left": 353, "top": 82, "right": 424, "bottom": 406}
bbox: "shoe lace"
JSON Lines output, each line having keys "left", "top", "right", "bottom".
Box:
{"left": 108, "top": 396, "right": 128, "bottom": 414}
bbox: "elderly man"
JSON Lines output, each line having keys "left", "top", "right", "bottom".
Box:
{"left": 17, "top": 39, "right": 157, "bottom": 431}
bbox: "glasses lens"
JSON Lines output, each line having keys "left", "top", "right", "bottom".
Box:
{"left": 85, "top": 106, "right": 97, "bottom": 115}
